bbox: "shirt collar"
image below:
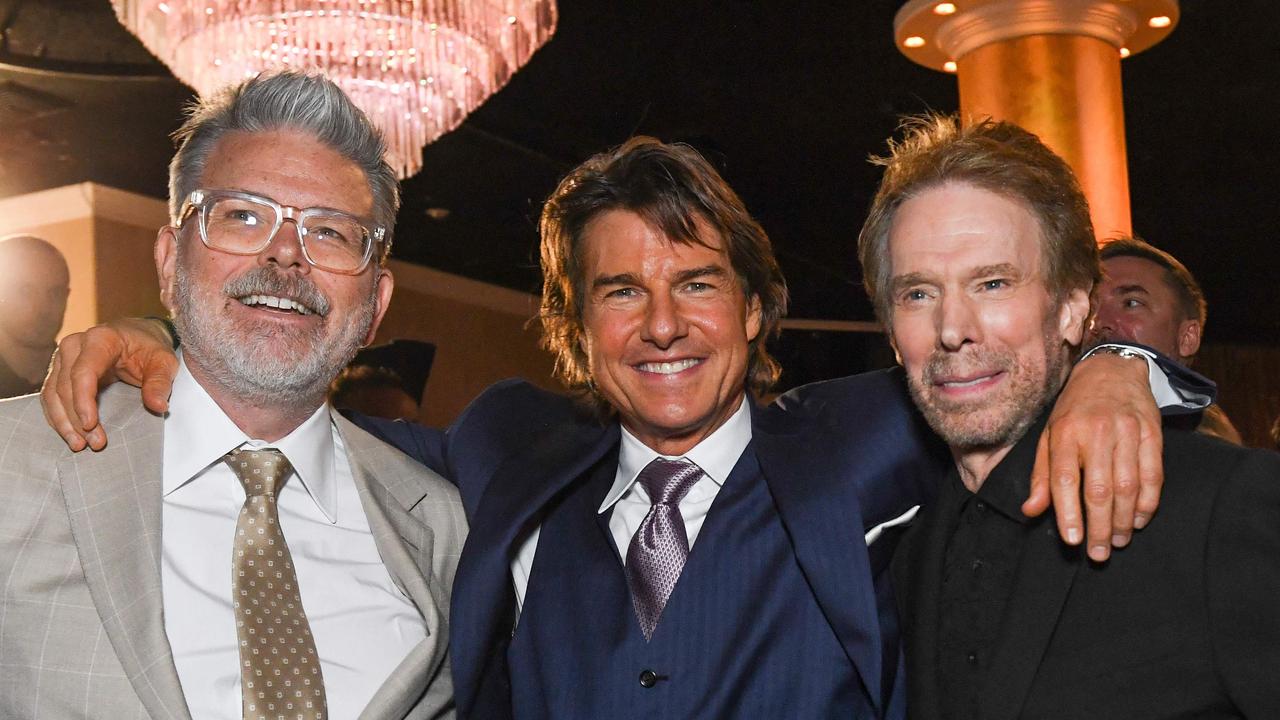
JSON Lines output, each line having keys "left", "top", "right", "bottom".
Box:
{"left": 598, "top": 394, "right": 753, "bottom": 514}
{"left": 963, "top": 406, "right": 1054, "bottom": 524}
{"left": 162, "top": 353, "right": 339, "bottom": 523}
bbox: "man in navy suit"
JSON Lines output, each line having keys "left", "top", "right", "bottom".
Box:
{"left": 348, "top": 137, "right": 1194, "bottom": 719}
{"left": 347, "top": 137, "right": 1203, "bottom": 720}
{"left": 42, "top": 137, "right": 1201, "bottom": 719}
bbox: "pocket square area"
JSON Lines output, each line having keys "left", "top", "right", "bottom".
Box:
{"left": 864, "top": 504, "right": 921, "bottom": 546}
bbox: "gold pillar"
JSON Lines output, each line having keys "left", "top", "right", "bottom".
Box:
{"left": 895, "top": 0, "right": 1180, "bottom": 241}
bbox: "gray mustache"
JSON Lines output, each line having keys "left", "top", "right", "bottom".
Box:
{"left": 223, "top": 268, "right": 331, "bottom": 317}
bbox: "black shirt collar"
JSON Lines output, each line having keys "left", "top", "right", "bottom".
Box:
{"left": 954, "top": 407, "right": 1053, "bottom": 525}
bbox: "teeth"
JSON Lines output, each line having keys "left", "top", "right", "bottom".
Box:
{"left": 942, "top": 375, "right": 993, "bottom": 388}
{"left": 239, "top": 294, "right": 313, "bottom": 315}
{"left": 638, "top": 359, "right": 700, "bottom": 375}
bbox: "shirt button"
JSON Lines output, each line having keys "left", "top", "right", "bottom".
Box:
{"left": 639, "top": 670, "right": 659, "bottom": 688}
{"left": 975, "top": 500, "right": 987, "bottom": 512}
{"left": 966, "top": 651, "right": 979, "bottom": 665}
{"left": 971, "top": 559, "right": 984, "bottom": 572}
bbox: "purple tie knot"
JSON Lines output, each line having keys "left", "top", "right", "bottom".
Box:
{"left": 636, "top": 457, "right": 702, "bottom": 507}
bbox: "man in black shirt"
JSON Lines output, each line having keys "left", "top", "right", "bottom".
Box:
{"left": 859, "top": 115, "right": 1280, "bottom": 719}
{"left": 0, "top": 235, "right": 70, "bottom": 398}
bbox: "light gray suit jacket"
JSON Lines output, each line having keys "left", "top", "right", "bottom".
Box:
{"left": 0, "top": 384, "right": 467, "bottom": 719}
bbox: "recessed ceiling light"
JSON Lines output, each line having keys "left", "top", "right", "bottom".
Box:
{"left": 1148, "top": 15, "right": 1172, "bottom": 28}
{"left": 1119, "top": 47, "right": 1131, "bottom": 58}
{"left": 904, "top": 36, "right": 926, "bottom": 48}
{"left": 934, "top": 3, "right": 957, "bottom": 15}
{"left": 943, "top": 60, "right": 957, "bottom": 72}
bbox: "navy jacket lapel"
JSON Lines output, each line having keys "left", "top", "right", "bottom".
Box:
{"left": 451, "top": 417, "right": 619, "bottom": 717}
{"left": 753, "top": 406, "right": 885, "bottom": 714}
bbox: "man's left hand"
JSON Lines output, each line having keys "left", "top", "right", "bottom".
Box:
{"left": 1023, "top": 353, "right": 1163, "bottom": 562}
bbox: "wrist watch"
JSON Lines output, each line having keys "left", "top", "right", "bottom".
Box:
{"left": 1088, "top": 345, "right": 1146, "bottom": 361}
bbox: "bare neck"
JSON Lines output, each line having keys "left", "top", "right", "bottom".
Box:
{"left": 183, "top": 354, "right": 323, "bottom": 443}
{"left": 952, "top": 445, "right": 1016, "bottom": 493}
{"left": 626, "top": 391, "right": 748, "bottom": 457}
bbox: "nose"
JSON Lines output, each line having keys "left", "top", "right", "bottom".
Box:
{"left": 937, "top": 292, "right": 979, "bottom": 352}
{"left": 639, "top": 290, "right": 688, "bottom": 348}
{"left": 259, "top": 218, "right": 310, "bottom": 273}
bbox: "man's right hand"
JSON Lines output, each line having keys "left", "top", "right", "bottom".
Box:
{"left": 42, "top": 317, "right": 179, "bottom": 451}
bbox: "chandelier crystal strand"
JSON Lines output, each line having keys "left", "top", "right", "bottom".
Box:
{"left": 113, "top": 0, "right": 557, "bottom": 178}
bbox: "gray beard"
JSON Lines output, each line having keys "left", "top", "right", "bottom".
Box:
{"left": 907, "top": 323, "right": 1068, "bottom": 454}
{"left": 173, "top": 260, "right": 376, "bottom": 409}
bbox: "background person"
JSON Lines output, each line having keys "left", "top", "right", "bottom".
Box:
{"left": 1090, "top": 234, "right": 1242, "bottom": 443}
{"left": 0, "top": 234, "right": 70, "bottom": 398}
{"left": 330, "top": 364, "right": 421, "bottom": 421}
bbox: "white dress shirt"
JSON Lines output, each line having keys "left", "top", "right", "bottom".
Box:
{"left": 511, "top": 396, "right": 752, "bottom": 610}
{"left": 1079, "top": 342, "right": 1207, "bottom": 408}
{"left": 161, "top": 357, "right": 426, "bottom": 720}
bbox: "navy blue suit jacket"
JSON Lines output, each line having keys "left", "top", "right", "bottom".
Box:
{"left": 355, "top": 368, "right": 944, "bottom": 719}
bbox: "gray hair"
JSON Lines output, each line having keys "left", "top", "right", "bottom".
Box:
{"left": 169, "top": 71, "right": 400, "bottom": 259}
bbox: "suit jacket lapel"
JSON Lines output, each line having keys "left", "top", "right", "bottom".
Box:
{"left": 962, "top": 413, "right": 1082, "bottom": 720}
{"left": 58, "top": 398, "right": 192, "bottom": 720}
{"left": 753, "top": 408, "right": 885, "bottom": 714}
{"left": 980, "top": 515, "right": 1081, "bottom": 720}
{"left": 451, "top": 416, "right": 619, "bottom": 715}
{"left": 335, "top": 414, "right": 451, "bottom": 720}
{"left": 896, "top": 410, "right": 1080, "bottom": 720}
{"left": 339, "top": 414, "right": 439, "bottom": 607}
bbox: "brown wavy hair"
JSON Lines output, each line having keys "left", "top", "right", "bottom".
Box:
{"left": 539, "top": 137, "right": 788, "bottom": 403}
{"left": 858, "top": 114, "right": 1100, "bottom": 323}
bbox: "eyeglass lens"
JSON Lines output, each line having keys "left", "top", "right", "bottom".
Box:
{"left": 203, "top": 195, "right": 369, "bottom": 272}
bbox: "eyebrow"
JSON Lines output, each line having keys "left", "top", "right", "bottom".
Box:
{"left": 1113, "top": 284, "right": 1151, "bottom": 295}
{"left": 591, "top": 265, "right": 728, "bottom": 290}
{"left": 673, "top": 265, "right": 728, "bottom": 284}
{"left": 888, "top": 263, "right": 1022, "bottom": 293}
{"left": 592, "top": 272, "right": 640, "bottom": 290}
{"left": 889, "top": 272, "right": 933, "bottom": 295}
{"left": 969, "top": 263, "right": 1021, "bottom": 279}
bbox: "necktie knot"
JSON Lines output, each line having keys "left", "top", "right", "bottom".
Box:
{"left": 224, "top": 448, "right": 293, "bottom": 499}
{"left": 637, "top": 457, "right": 703, "bottom": 507}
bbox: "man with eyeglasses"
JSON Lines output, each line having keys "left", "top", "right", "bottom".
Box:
{"left": 0, "top": 72, "right": 465, "bottom": 719}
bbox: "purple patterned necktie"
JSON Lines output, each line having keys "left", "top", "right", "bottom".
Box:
{"left": 625, "top": 457, "right": 704, "bottom": 641}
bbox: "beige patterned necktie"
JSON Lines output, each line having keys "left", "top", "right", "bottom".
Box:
{"left": 225, "top": 448, "right": 327, "bottom": 720}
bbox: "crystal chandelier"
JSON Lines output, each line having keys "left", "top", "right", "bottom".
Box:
{"left": 112, "top": 1, "right": 557, "bottom": 178}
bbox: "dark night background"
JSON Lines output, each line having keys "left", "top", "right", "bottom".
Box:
{"left": 2, "top": 0, "right": 1277, "bottom": 425}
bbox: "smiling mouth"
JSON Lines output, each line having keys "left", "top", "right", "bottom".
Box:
{"left": 636, "top": 358, "right": 702, "bottom": 375}
{"left": 934, "top": 371, "right": 1003, "bottom": 389}
{"left": 237, "top": 294, "right": 317, "bottom": 316}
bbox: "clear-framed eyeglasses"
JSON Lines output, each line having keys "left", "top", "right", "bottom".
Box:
{"left": 177, "top": 189, "right": 387, "bottom": 275}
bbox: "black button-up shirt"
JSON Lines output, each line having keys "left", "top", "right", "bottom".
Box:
{"left": 935, "top": 431, "right": 1040, "bottom": 720}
